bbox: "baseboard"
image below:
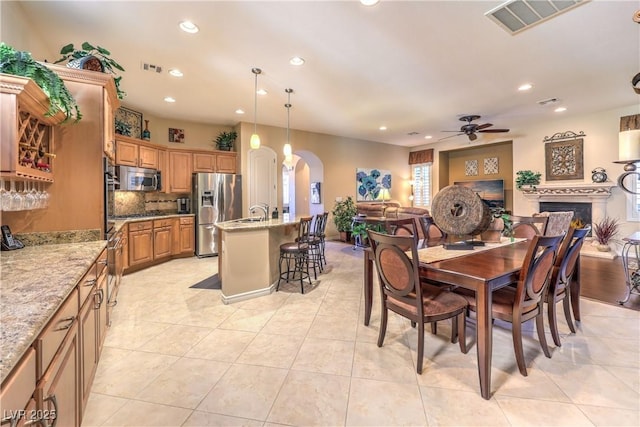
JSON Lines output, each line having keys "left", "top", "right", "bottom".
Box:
{"left": 221, "top": 284, "right": 275, "bottom": 304}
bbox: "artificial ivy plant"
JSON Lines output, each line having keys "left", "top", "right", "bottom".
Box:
{"left": 0, "top": 42, "right": 81, "bottom": 121}
{"left": 515, "top": 170, "right": 542, "bottom": 190}
{"left": 55, "top": 42, "right": 126, "bottom": 99}
{"left": 214, "top": 131, "right": 237, "bottom": 151}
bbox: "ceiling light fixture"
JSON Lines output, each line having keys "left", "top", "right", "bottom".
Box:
{"left": 424, "top": 135, "right": 433, "bottom": 139}
{"left": 289, "top": 56, "right": 305, "bottom": 66}
{"left": 235, "top": 109, "right": 245, "bottom": 115}
{"left": 257, "top": 89, "right": 268, "bottom": 96}
{"left": 179, "top": 20, "right": 199, "bottom": 34}
{"left": 250, "top": 68, "right": 262, "bottom": 150}
{"left": 518, "top": 83, "right": 533, "bottom": 91}
{"left": 169, "top": 69, "right": 183, "bottom": 77}
{"left": 554, "top": 107, "right": 567, "bottom": 113}
{"left": 379, "top": 126, "right": 387, "bottom": 131}
{"left": 360, "top": 0, "right": 380, "bottom": 6}
{"left": 283, "top": 88, "right": 294, "bottom": 164}
{"left": 164, "top": 96, "right": 176, "bottom": 103}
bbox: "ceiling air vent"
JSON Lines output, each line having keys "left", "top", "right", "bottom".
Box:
{"left": 485, "top": 0, "right": 588, "bottom": 35}
{"left": 141, "top": 62, "right": 163, "bottom": 73}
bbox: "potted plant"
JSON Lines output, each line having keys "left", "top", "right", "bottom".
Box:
{"left": 55, "top": 42, "right": 126, "bottom": 99}
{"left": 214, "top": 130, "right": 237, "bottom": 151}
{"left": 592, "top": 216, "right": 620, "bottom": 251}
{"left": 331, "top": 196, "right": 357, "bottom": 242}
{"left": 515, "top": 170, "right": 542, "bottom": 190}
{"left": 0, "top": 42, "right": 81, "bottom": 121}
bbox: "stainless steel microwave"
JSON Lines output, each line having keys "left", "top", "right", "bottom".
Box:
{"left": 116, "top": 166, "right": 161, "bottom": 191}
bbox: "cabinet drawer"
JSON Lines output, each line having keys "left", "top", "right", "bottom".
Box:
{"left": 36, "top": 288, "right": 78, "bottom": 379}
{"left": 129, "top": 221, "right": 152, "bottom": 231}
{"left": 78, "top": 263, "right": 97, "bottom": 308}
{"left": 179, "top": 216, "right": 194, "bottom": 225}
{"left": 154, "top": 219, "right": 173, "bottom": 228}
{"left": 0, "top": 348, "right": 36, "bottom": 419}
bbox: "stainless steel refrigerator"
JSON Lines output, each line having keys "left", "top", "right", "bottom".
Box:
{"left": 192, "top": 173, "right": 242, "bottom": 257}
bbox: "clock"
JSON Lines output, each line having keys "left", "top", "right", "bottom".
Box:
{"left": 591, "top": 167, "right": 607, "bottom": 183}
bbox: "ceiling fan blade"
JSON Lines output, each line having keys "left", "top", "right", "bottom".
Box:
{"left": 475, "top": 123, "right": 493, "bottom": 130}
{"left": 478, "top": 128, "right": 510, "bottom": 133}
{"left": 468, "top": 133, "right": 477, "bottom": 141}
{"left": 437, "top": 133, "right": 464, "bottom": 141}
{"left": 441, "top": 130, "right": 463, "bottom": 132}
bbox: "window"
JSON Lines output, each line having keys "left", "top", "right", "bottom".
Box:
{"left": 412, "top": 163, "right": 432, "bottom": 207}
{"left": 627, "top": 172, "right": 640, "bottom": 222}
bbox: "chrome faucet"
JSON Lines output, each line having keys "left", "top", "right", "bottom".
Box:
{"left": 249, "top": 203, "right": 269, "bottom": 221}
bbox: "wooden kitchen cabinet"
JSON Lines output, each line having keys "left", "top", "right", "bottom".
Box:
{"left": 79, "top": 287, "right": 98, "bottom": 413}
{"left": 0, "top": 348, "right": 36, "bottom": 427}
{"left": 115, "top": 136, "right": 159, "bottom": 169}
{"left": 37, "top": 322, "right": 80, "bottom": 427}
{"left": 216, "top": 152, "right": 237, "bottom": 173}
{"left": 179, "top": 216, "right": 195, "bottom": 254}
{"left": 128, "top": 221, "right": 153, "bottom": 266}
{"left": 153, "top": 219, "right": 173, "bottom": 259}
{"left": 193, "top": 152, "right": 216, "bottom": 172}
{"left": 168, "top": 151, "right": 192, "bottom": 193}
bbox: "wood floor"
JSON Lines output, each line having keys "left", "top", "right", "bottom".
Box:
{"left": 579, "top": 255, "right": 639, "bottom": 311}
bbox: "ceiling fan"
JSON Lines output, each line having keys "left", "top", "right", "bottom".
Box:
{"left": 440, "top": 115, "right": 510, "bottom": 141}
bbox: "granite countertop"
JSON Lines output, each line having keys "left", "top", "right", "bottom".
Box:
{"left": 215, "top": 216, "right": 303, "bottom": 232}
{"left": 0, "top": 240, "right": 106, "bottom": 383}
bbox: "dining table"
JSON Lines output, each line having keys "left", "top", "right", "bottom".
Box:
{"left": 363, "top": 238, "right": 531, "bottom": 400}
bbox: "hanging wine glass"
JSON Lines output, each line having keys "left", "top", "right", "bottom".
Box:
{"left": 0, "top": 179, "right": 10, "bottom": 211}
{"left": 42, "top": 183, "right": 50, "bottom": 208}
{"left": 30, "top": 181, "right": 39, "bottom": 209}
{"left": 24, "top": 181, "right": 36, "bottom": 210}
{"left": 36, "top": 182, "right": 44, "bottom": 209}
{"left": 9, "top": 180, "right": 23, "bottom": 211}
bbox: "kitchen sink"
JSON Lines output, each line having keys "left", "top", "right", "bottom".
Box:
{"left": 233, "top": 217, "right": 264, "bottom": 223}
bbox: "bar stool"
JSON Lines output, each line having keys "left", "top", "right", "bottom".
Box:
{"left": 277, "top": 216, "right": 313, "bottom": 293}
{"left": 311, "top": 212, "right": 329, "bottom": 268}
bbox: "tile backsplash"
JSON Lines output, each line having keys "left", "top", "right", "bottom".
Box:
{"left": 114, "top": 191, "right": 189, "bottom": 216}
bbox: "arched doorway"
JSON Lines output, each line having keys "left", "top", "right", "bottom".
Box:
{"left": 282, "top": 150, "right": 324, "bottom": 219}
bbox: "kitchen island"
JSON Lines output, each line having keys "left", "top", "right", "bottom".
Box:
{"left": 215, "top": 216, "right": 304, "bottom": 304}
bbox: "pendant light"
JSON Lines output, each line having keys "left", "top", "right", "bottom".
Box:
{"left": 283, "top": 88, "right": 293, "bottom": 163}
{"left": 250, "top": 68, "right": 262, "bottom": 149}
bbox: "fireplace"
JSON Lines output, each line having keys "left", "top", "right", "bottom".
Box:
{"left": 539, "top": 202, "right": 591, "bottom": 228}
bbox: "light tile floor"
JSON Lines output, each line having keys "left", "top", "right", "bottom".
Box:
{"left": 83, "top": 242, "right": 640, "bottom": 426}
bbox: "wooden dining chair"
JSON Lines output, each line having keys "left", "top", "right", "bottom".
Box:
{"left": 546, "top": 226, "right": 590, "bottom": 347}
{"left": 509, "top": 215, "right": 549, "bottom": 239}
{"left": 456, "top": 234, "right": 563, "bottom": 376}
{"left": 367, "top": 230, "right": 468, "bottom": 374}
{"left": 384, "top": 217, "right": 419, "bottom": 247}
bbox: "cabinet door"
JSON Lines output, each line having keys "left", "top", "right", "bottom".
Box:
{"left": 103, "top": 91, "right": 116, "bottom": 162}
{"left": 79, "top": 294, "right": 97, "bottom": 414}
{"left": 180, "top": 224, "right": 195, "bottom": 254}
{"left": 157, "top": 149, "right": 168, "bottom": 193}
{"left": 216, "top": 153, "right": 237, "bottom": 173}
{"left": 193, "top": 153, "right": 216, "bottom": 172}
{"left": 129, "top": 229, "right": 153, "bottom": 266}
{"left": 138, "top": 145, "right": 158, "bottom": 169}
{"left": 153, "top": 227, "right": 172, "bottom": 259}
{"left": 115, "top": 140, "right": 138, "bottom": 167}
{"left": 96, "top": 268, "right": 108, "bottom": 354}
{"left": 169, "top": 151, "right": 192, "bottom": 193}
{"left": 38, "top": 322, "right": 80, "bottom": 427}
{"left": 0, "top": 348, "right": 36, "bottom": 426}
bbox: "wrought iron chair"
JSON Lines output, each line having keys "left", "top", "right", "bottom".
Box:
{"left": 277, "top": 216, "right": 313, "bottom": 293}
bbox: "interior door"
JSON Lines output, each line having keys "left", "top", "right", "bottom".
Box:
{"left": 248, "top": 147, "right": 277, "bottom": 216}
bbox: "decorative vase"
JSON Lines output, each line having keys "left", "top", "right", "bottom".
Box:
{"left": 142, "top": 120, "right": 151, "bottom": 141}
{"left": 595, "top": 243, "right": 610, "bottom": 252}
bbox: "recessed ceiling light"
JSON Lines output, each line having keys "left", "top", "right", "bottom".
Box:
{"left": 235, "top": 109, "right": 245, "bottom": 114}
{"left": 179, "top": 20, "right": 199, "bottom": 33}
{"left": 360, "top": 0, "right": 380, "bottom": 6}
{"left": 257, "top": 89, "right": 267, "bottom": 96}
{"left": 169, "top": 69, "right": 183, "bottom": 77}
{"left": 518, "top": 83, "right": 533, "bottom": 91}
{"left": 554, "top": 106, "right": 567, "bottom": 113}
{"left": 379, "top": 126, "right": 387, "bottom": 131}
{"left": 164, "top": 97, "right": 176, "bottom": 103}
{"left": 289, "top": 56, "right": 305, "bottom": 66}
{"left": 424, "top": 135, "right": 433, "bottom": 139}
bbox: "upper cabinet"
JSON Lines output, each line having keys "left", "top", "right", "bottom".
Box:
{"left": 192, "top": 151, "right": 237, "bottom": 174}
{"left": 0, "top": 74, "right": 67, "bottom": 182}
{"left": 115, "top": 135, "right": 159, "bottom": 169}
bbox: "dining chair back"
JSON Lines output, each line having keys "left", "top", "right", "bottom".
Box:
{"left": 418, "top": 216, "right": 447, "bottom": 245}
{"left": 367, "top": 230, "right": 468, "bottom": 374}
{"left": 546, "top": 226, "right": 590, "bottom": 346}
{"left": 384, "top": 217, "right": 419, "bottom": 249}
{"left": 455, "top": 234, "right": 562, "bottom": 376}
{"left": 509, "top": 215, "right": 549, "bottom": 239}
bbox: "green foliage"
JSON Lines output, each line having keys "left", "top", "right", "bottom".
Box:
{"left": 55, "top": 42, "right": 126, "bottom": 99}
{"left": 352, "top": 222, "right": 385, "bottom": 237}
{"left": 214, "top": 131, "right": 237, "bottom": 151}
{"left": 0, "top": 43, "right": 81, "bottom": 122}
{"left": 115, "top": 119, "right": 132, "bottom": 136}
{"left": 515, "top": 170, "right": 542, "bottom": 190}
{"left": 331, "top": 196, "right": 357, "bottom": 232}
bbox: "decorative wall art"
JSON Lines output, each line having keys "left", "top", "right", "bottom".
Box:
{"left": 544, "top": 133, "right": 584, "bottom": 181}
{"left": 465, "top": 159, "right": 478, "bottom": 176}
{"left": 168, "top": 128, "right": 185, "bottom": 143}
{"left": 356, "top": 168, "right": 391, "bottom": 201}
{"left": 311, "top": 182, "right": 321, "bottom": 204}
{"left": 453, "top": 179, "right": 505, "bottom": 209}
{"left": 114, "top": 107, "right": 142, "bottom": 139}
{"left": 484, "top": 157, "right": 499, "bottom": 174}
